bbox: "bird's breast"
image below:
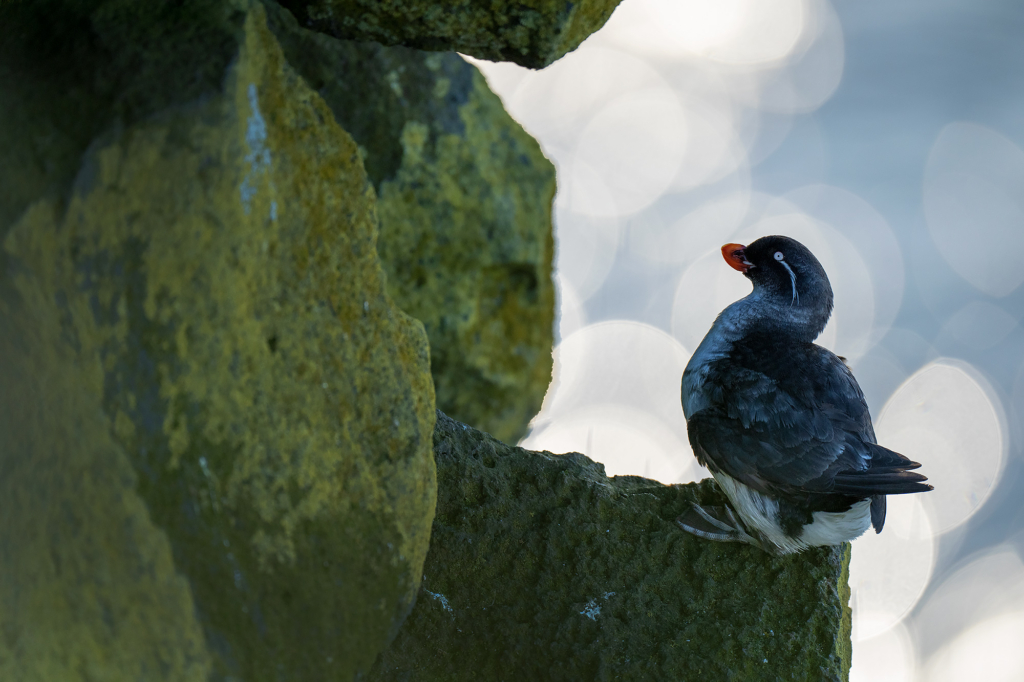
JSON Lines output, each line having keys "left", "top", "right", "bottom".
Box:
{"left": 682, "top": 326, "right": 735, "bottom": 420}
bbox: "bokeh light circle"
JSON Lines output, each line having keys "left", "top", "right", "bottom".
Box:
{"left": 669, "top": 207, "right": 875, "bottom": 360}
{"left": 528, "top": 321, "right": 695, "bottom": 483}
{"left": 553, "top": 205, "right": 622, "bottom": 302}
{"left": 849, "top": 620, "right": 916, "bottom": 682}
{"left": 875, "top": 358, "right": 1006, "bottom": 536}
{"left": 569, "top": 89, "right": 690, "bottom": 217}
{"left": 555, "top": 275, "right": 587, "bottom": 343}
{"left": 503, "top": 46, "right": 669, "bottom": 144}
{"left": 849, "top": 493, "right": 935, "bottom": 640}
{"left": 523, "top": 404, "right": 699, "bottom": 483}
{"left": 749, "top": 0, "right": 845, "bottom": 114}
{"left": 913, "top": 545, "right": 1024, "bottom": 658}
{"left": 735, "top": 204, "right": 875, "bottom": 360}
{"left": 528, "top": 321, "right": 696, "bottom": 481}
{"left": 847, "top": 347, "right": 910, "bottom": 419}
{"left": 598, "top": 0, "right": 807, "bottom": 65}
{"left": 783, "top": 184, "right": 904, "bottom": 345}
{"left": 936, "top": 300, "right": 1018, "bottom": 351}
{"left": 539, "top": 321, "right": 690, "bottom": 428}
{"left": 1013, "top": 362, "right": 1024, "bottom": 447}
{"left": 629, "top": 189, "right": 752, "bottom": 266}
{"left": 924, "top": 612, "right": 1024, "bottom": 682}
{"left": 924, "top": 121, "right": 1024, "bottom": 297}
{"left": 670, "top": 247, "right": 752, "bottom": 353}
{"left": 668, "top": 98, "right": 746, "bottom": 192}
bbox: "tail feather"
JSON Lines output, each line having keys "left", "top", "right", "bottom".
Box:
{"left": 867, "top": 443, "right": 922, "bottom": 467}
{"left": 794, "top": 441, "right": 933, "bottom": 502}
{"left": 864, "top": 462, "right": 923, "bottom": 474}
{"left": 841, "top": 444, "right": 933, "bottom": 532}
{"left": 832, "top": 447, "right": 933, "bottom": 496}
{"left": 832, "top": 478, "right": 933, "bottom": 496}
{"left": 834, "top": 471, "right": 929, "bottom": 486}
{"left": 870, "top": 495, "right": 886, "bottom": 533}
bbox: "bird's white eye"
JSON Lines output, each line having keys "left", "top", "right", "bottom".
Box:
{"left": 774, "top": 251, "right": 784, "bottom": 261}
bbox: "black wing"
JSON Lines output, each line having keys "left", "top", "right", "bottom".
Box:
{"left": 686, "top": 334, "right": 930, "bottom": 507}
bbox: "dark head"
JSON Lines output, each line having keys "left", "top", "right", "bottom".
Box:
{"left": 720, "top": 235, "right": 834, "bottom": 341}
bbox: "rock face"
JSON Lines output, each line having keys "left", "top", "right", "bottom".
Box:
{"left": 1, "top": 0, "right": 854, "bottom": 679}
{"left": 277, "top": 0, "right": 624, "bottom": 68}
{"left": 266, "top": 4, "right": 557, "bottom": 444}
{"left": 1, "top": 4, "right": 435, "bottom": 680}
{"left": 372, "top": 412, "right": 853, "bottom": 681}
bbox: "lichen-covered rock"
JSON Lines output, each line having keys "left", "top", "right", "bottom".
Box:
{"left": 267, "top": 4, "right": 556, "bottom": 444}
{"left": 276, "top": 0, "right": 623, "bottom": 68}
{"left": 0, "top": 293, "right": 213, "bottom": 682}
{"left": 0, "top": 0, "right": 245, "bottom": 232}
{"left": 371, "top": 412, "right": 853, "bottom": 681}
{"left": 1, "top": 4, "right": 435, "bottom": 680}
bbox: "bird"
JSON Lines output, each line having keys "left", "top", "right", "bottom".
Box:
{"left": 678, "top": 235, "right": 932, "bottom": 554}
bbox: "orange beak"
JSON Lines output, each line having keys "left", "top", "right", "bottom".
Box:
{"left": 721, "top": 243, "right": 752, "bottom": 273}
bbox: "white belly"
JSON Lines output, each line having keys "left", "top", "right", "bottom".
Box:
{"left": 714, "top": 473, "right": 872, "bottom": 554}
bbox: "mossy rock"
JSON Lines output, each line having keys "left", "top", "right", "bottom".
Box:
{"left": 372, "top": 411, "right": 853, "bottom": 681}
{"left": 0, "top": 0, "right": 244, "bottom": 232}
{"left": 267, "top": 3, "right": 556, "bottom": 444}
{"left": 276, "top": 0, "right": 623, "bottom": 68}
{"left": 1, "top": 4, "right": 435, "bottom": 680}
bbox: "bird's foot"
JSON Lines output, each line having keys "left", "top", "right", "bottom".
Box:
{"left": 676, "top": 503, "right": 764, "bottom": 550}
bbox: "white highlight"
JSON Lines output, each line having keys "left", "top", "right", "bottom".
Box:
{"left": 524, "top": 321, "right": 697, "bottom": 484}
{"left": 579, "top": 592, "right": 616, "bottom": 621}
{"left": 425, "top": 589, "right": 453, "bottom": 613}
{"left": 714, "top": 474, "right": 871, "bottom": 553}
{"left": 598, "top": 0, "right": 807, "bottom": 65}
{"left": 876, "top": 358, "right": 1005, "bottom": 535}
{"left": 241, "top": 83, "right": 272, "bottom": 215}
{"left": 799, "top": 498, "right": 871, "bottom": 546}
{"left": 849, "top": 621, "right": 917, "bottom": 682}
{"left": 777, "top": 257, "right": 800, "bottom": 306}
{"left": 580, "top": 600, "right": 601, "bottom": 620}
{"left": 523, "top": 404, "right": 696, "bottom": 483}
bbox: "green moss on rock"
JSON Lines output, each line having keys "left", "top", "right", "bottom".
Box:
{"left": 0, "top": 287, "right": 211, "bottom": 682}
{"left": 1, "top": 5, "right": 435, "bottom": 680}
{"left": 267, "top": 4, "right": 556, "bottom": 444}
{"left": 0, "top": 0, "right": 246, "bottom": 233}
{"left": 372, "top": 411, "right": 853, "bottom": 681}
{"left": 276, "top": 0, "right": 623, "bottom": 68}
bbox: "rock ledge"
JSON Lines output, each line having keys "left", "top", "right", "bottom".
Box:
{"left": 372, "top": 411, "right": 852, "bottom": 681}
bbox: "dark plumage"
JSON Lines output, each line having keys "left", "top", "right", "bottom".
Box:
{"left": 679, "top": 235, "right": 931, "bottom": 554}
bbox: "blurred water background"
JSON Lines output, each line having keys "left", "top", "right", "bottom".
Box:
{"left": 465, "top": 0, "right": 1024, "bottom": 678}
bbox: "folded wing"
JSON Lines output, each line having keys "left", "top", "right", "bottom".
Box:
{"left": 687, "top": 334, "right": 931, "bottom": 505}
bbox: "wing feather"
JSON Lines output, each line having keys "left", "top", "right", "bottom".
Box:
{"left": 685, "top": 333, "right": 930, "bottom": 506}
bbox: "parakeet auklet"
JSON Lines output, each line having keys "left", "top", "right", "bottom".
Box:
{"left": 678, "top": 235, "right": 932, "bottom": 554}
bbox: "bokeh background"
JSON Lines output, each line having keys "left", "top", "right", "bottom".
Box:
{"left": 465, "top": 0, "right": 1024, "bottom": 678}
